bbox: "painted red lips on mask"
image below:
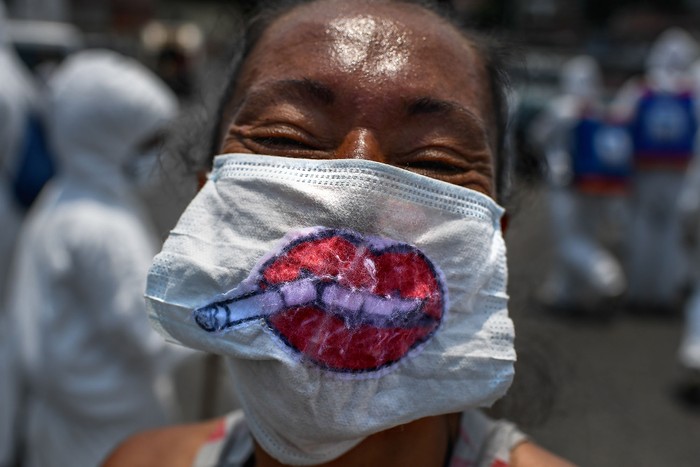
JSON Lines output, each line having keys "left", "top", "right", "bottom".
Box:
{"left": 194, "top": 227, "right": 446, "bottom": 373}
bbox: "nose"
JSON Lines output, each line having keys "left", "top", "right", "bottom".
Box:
{"left": 334, "top": 128, "right": 387, "bottom": 163}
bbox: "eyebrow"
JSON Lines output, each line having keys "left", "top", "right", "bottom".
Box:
{"left": 242, "top": 78, "right": 336, "bottom": 110}
{"left": 233, "top": 80, "right": 490, "bottom": 143}
{"left": 406, "top": 96, "right": 479, "bottom": 121}
{"left": 406, "top": 96, "right": 490, "bottom": 139}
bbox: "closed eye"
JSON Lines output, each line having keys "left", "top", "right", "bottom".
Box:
{"left": 399, "top": 147, "right": 472, "bottom": 175}
{"left": 403, "top": 159, "right": 464, "bottom": 175}
{"left": 251, "top": 136, "right": 316, "bottom": 150}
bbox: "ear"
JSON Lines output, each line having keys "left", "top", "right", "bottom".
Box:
{"left": 500, "top": 212, "right": 509, "bottom": 235}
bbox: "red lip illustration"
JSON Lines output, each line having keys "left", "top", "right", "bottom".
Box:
{"left": 194, "top": 227, "right": 446, "bottom": 373}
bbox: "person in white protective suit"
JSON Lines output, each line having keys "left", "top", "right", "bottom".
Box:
{"left": 532, "top": 55, "right": 629, "bottom": 312}
{"left": 0, "top": 2, "right": 42, "bottom": 465}
{"left": 6, "top": 50, "right": 182, "bottom": 467}
{"left": 611, "top": 28, "right": 700, "bottom": 310}
{"left": 675, "top": 59, "right": 700, "bottom": 403}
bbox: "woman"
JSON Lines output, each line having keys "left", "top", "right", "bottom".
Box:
{"left": 106, "top": 1, "right": 573, "bottom": 466}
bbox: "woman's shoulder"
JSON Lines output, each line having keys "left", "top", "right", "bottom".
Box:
{"left": 510, "top": 441, "right": 577, "bottom": 467}
{"left": 192, "top": 411, "right": 253, "bottom": 467}
{"left": 455, "top": 410, "right": 576, "bottom": 467}
{"left": 103, "top": 410, "right": 575, "bottom": 467}
{"left": 101, "top": 418, "right": 225, "bottom": 467}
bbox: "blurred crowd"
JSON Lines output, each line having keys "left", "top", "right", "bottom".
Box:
{"left": 526, "top": 28, "right": 700, "bottom": 390}
{"left": 0, "top": 3, "right": 202, "bottom": 466}
{"left": 1, "top": 0, "right": 700, "bottom": 466}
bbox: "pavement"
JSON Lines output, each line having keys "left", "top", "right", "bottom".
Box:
{"left": 502, "top": 183, "right": 700, "bottom": 467}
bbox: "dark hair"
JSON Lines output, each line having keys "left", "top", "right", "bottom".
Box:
{"left": 208, "top": 0, "right": 513, "bottom": 201}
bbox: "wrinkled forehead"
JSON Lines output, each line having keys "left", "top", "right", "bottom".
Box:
{"left": 261, "top": 1, "right": 461, "bottom": 63}
{"left": 274, "top": 11, "right": 416, "bottom": 76}
{"left": 234, "top": 1, "right": 491, "bottom": 110}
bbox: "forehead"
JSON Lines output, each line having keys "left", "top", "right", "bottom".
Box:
{"left": 234, "top": 1, "right": 493, "bottom": 124}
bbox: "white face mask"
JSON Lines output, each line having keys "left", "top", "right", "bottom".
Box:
{"left": 145, "top": 153, "right": 515, "bottom": 466}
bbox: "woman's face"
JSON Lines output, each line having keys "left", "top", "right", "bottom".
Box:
{"left": 220, "top": 0, "right": 497, "bottom": 197}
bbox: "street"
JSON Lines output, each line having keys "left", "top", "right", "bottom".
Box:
{"left": 504, "top": 184, "right": 700, "bottom": 466}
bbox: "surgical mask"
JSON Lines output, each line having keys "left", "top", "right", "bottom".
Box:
{"left": 145, "top": 153, "right": 515, "bottom": 466}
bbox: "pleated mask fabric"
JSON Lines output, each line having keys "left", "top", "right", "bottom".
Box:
{"left": 145, "top": 153, "right": 516, "bottom": 465}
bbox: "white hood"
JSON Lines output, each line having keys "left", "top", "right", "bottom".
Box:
{"left": 646, "top": 28, "right": 699, "bottom": 76}
{"left": 47, "top": 50, "right": 177, "bottom": 191}
{"left": 560, "top": 55, "right": 602, "bottom": 100}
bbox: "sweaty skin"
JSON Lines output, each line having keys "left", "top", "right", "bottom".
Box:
{"left": 104, "top": 1, "right": 575, "bottom": 466}
{"left": 221, "top": 1, "right": 497, "bottom": 197}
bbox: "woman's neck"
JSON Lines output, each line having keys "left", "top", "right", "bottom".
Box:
{"left": 254, "top": 413, "right": 461, "bottom": 467}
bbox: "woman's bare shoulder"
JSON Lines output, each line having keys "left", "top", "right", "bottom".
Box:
{"left": 511, "top": 441, "right": 578, "bottom": 467}
{"left": 102, "top": 418, "right": 224, "bottom": 467}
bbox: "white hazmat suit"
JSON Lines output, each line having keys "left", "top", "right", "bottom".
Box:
{"left": 679, "top": 161, "right": 700, "bottom": 372}
{"left": 532, "top": 56, "right": 629, "bottom": 311}
{"left": 6, "top": 50, "right": 180, "bottom": 467}
{"left": 677, "top": 59, "right": 700, "bottom": 372}
{"left": 612, "top": 28, "right": 700, "bottom": 309}
{"left": 0, "top": 2, "right": 41, "bottom": 465}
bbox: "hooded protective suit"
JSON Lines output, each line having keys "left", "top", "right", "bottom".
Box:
{"left": 532, "top": 55, "right": 628, "bottom": 311}
{"left": 0, "top": 2, "right": 41, "bottom": 465}
{"left": 677, "top": 59, "right": 700, "bottom": 371}
{"left": 6, "top": 50, "right": 179, "bottom": 467}
{"left": 611, "top": 28, "right": 700, "bottom": 309}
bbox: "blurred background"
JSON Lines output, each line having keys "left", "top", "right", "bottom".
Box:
{"left": 4, "top": 0, "right": 700, "bottom": 466}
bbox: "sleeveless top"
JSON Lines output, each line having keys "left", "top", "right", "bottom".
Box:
{"left": 193, "top": 409, "right": 528, "bottom": 467}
